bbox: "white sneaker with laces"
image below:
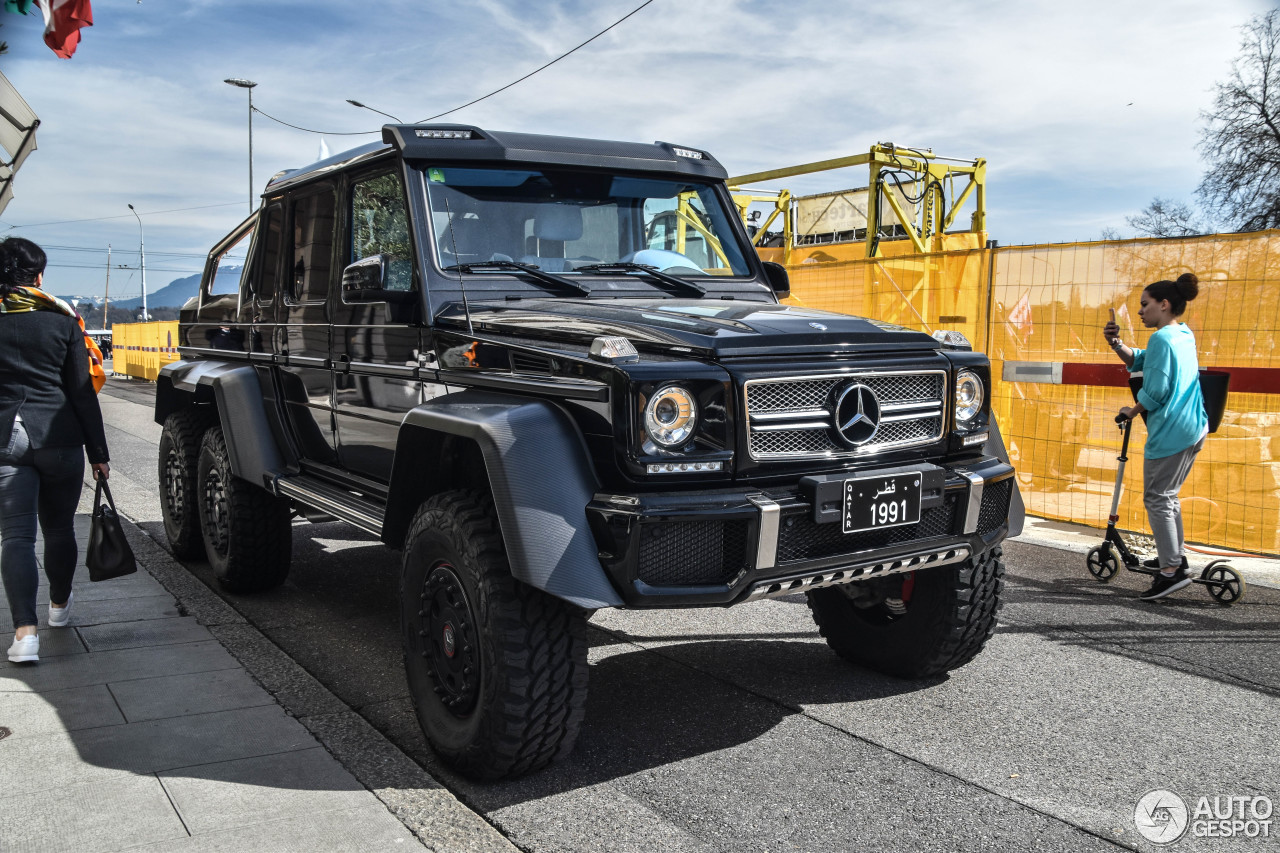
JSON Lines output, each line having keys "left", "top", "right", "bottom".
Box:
{"left": 7, "top": 634, "right": 39, "bottom": 663}
{"left": 48, "top": 592, "right": 73, "bottom": 628}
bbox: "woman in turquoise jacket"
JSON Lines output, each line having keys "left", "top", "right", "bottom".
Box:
{"left": 1103, "top": 273, "right": 1208, "bottom": 601}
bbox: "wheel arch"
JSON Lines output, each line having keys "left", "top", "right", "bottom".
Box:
{"left": 156, "top": 360, "right": 293, "bottom": 489}
{"left": 385, "top": 389, "right": 623, "bottom": 609}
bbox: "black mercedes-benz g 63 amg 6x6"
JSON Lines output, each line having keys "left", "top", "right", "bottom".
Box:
{"left": 155, "top": 125, "right": 1020, "bottom": 780}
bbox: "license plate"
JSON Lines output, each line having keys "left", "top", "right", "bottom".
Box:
{"left": 843, "top": 472, "right": 923, "bottom": 534}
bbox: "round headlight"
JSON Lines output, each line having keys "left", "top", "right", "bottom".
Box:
{"left": 955, "top": 370, "right": 984, "bottom": 425}
{"left": 644, "top": 385, "right": 698, "bottom": 447}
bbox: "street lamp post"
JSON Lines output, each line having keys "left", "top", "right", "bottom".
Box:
{"left": 127, "top": 204, "right": 148, "bottom": 321}
{"left": 224, "top": 77, "right": 258, "bottom": 213}
{"left": 346, "top": 99, "right": 403, "bottom": 123}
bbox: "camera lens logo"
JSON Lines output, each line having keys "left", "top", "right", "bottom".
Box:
{"left": 1135, "top": 790, "right": 1190, "bottom": 844}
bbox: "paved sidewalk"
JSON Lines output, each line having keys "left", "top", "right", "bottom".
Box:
{"left": 0, "top": 489, "right": 516, "bottom": 853}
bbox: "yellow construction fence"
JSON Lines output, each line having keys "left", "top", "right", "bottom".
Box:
{"left": 777, "top": 230, "right": 1280, "bottom": 556}
{"left": 110, "top": 321, "right": 180, "bottom": 382}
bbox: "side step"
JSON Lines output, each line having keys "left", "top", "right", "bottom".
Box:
{"left": 274, "top": 474, "right": 385, "bottom": 538}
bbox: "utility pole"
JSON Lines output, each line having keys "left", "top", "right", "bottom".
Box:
{"left": 103, "top": 244, "right": 111, "bottom": 329}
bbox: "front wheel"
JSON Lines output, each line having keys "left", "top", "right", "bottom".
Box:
{"left": 401, "top": 490, "right": 589, "bottom": 781}
{"left": 158, "top": 408, "right": 214, "bottom": 559}
{"left": 807, "top": 547, "right": 1006, "bottom": 678}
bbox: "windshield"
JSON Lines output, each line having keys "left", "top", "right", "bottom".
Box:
{"left": 421, "top": 166, "right": 752, "bottom": 279}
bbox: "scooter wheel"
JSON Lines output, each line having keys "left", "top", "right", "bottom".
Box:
{"left": 1087, "top": 545, "right": 1121, "bottom": 582}
{"left": 1204, "top": 564, "right": 1246, "bottom": 605}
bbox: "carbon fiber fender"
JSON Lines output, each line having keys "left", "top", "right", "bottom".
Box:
{"left": 156, "top": 360, "right": 291, "bottom": 489}
{"left": 385, "top": 389, "right": 623, "bottom": 609}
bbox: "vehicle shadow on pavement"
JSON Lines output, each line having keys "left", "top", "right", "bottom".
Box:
{"left": 381, "top": 636, "right": 939, "bottom": 807}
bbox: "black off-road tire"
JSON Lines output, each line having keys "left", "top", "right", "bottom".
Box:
{"left": 807, "top": 547, "right": 1006, "bottom": 678}
{"left": 158, "top": 408, "right": 215, "bottom": 560}
{"left": 196, "top": 425, "right": 292, "bottom": 593}
{"left": 401, "top": 489, "right": 589, "bottom": 781}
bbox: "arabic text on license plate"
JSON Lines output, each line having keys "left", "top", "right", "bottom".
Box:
{"left": 843, "top": 472, "right": 923, "bottom": 534}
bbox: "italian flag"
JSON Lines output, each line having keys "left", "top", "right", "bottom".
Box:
{"left": 33, "top": 0, "right": 93, "bottom": 59}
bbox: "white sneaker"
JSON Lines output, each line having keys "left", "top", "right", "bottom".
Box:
{"left": 7, "top": 634, "right": 39, "bottom": 663}
{"left": 47, "top": 592, "right": 73, "bottom": 628}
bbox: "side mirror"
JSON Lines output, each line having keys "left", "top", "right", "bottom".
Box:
{"left": 762, "top": 261, "right": 790, "bottom": 299}
{"left": 341, "top": 255, "right": 416, "bottom": 305}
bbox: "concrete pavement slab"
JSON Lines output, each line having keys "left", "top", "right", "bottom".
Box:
{"left": 0, "top": 641, "right": 237, "bottom": 693}
{"left": 107, "top": 668, "right": 274, "bottom": 722}
{"left": 0, "top": 775, "right": 188, "bottom": 853}
{"left": 77, "top": 616, "right": 215, "bottom": 652}
{"left": 123, "top": 804, "right": 422, "bottom": 852}
{"left": 157, "top": 747, "right": 374, "bottom": 835}
{"left": 0, "top": 683, "right": 125, "bottom": 737}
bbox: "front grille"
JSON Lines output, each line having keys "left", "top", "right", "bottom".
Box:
{"left": 977, "top": 478, "right": 1013, "bottom": 536}
{"left": 776, "top": 496, "right": 959, "bottom": 564}
{"left": 745, "top": 371, "right": 947, "bottom": 461}
{"left": 637, "top": 520, "right": 750, "bottom": 586}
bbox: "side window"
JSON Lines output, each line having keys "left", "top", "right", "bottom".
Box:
{"left": 252, "top": 204, "right": 284, "bottom": 304}
{"left": 351, "top": 171, "right": 413, "bottom": 291}
{"left": 208, "top": 223, "right": 253, "bottom": 297}
{"left": 288, "top": 187, "right": 336, "bottom": 303}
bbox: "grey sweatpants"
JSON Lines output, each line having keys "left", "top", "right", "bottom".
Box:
{"left": 1143, "top": 433, "right": 1206, "bottom": 570}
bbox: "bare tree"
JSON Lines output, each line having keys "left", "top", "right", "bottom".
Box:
{"left": 1126, "top": 198, "right": 1206, "bottom": 238}
{"left": 1197, "top": 10, "right": 1280, "bottom": 231}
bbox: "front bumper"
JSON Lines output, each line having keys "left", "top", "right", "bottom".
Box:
{"left": 586, "top": 456, "right": 1015, "bottom": 607}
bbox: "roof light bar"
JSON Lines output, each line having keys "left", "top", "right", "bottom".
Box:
{"left": 671, "top": 147, "right": 703, "bottom": 160}
{"left": 416, "top": 129, "right": 473, "bottom": 139}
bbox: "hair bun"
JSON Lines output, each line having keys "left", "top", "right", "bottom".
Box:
{"left": 1176, "top": 272, "right": 1199, "bottom": 301}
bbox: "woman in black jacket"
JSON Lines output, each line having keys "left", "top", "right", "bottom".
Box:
{"left": 0, "top": 238, "right": 110, "bottom": 664}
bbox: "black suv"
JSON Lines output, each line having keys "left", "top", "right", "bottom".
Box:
{"left": 155, "top": 125, "right": 1020, "bottom": 780}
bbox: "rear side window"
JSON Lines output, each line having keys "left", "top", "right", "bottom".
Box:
{"left": 208, "top": 224, "right": 253, "bottom": 297}
{"left": 252, "top": 204, "right": 284, "bottom": 303}
{"left": 289, "top": 187, "right": 336, "bottom": 303}
{"left": 351, "top": 171, "right": 413, "bottom": 291}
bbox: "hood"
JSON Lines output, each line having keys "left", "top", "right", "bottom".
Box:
{"left": 437, "top": 298, "right": 942, "bottom": 357}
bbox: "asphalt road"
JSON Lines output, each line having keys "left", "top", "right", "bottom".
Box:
{"left": 99, "top": 375, "right": 1280, "bottom": 853}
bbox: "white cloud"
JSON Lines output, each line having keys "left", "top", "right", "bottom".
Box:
{"left": 1, "top": 0, "right": 1273, "bottom": 294}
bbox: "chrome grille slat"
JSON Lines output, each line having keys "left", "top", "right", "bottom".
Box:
{"left": 745, "top": 370, "right": 947, "bottom": 461}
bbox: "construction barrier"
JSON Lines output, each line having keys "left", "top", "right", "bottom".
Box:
{"left": 776, "top": 230, "right": 1280, "bottom": 556}
{"left": 110, "top": 321, "right": 180, "bottom": 382}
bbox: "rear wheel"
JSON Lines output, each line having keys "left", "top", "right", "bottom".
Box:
{"left": 401, "top": 489, "right": 589, "bottom": 780}
{"left": 158, "top": 408, "right": 215, "bottom": 560}
{"left": 196, "top": 425, "right": 292, "bottom": 592}
{"left": 807, "top": 547, "right": 1006, "bottom": 678}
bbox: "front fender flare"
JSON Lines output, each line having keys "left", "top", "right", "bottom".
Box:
{"left": 385, "top": 389, "right": 623, "bottom": 609}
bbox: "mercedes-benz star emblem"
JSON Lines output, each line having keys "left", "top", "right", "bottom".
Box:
{"left": 808, "top": 322, "right": 828, "bottom": 330}
{"left": 833, "top": 383, "right": 881, "bottom": 446}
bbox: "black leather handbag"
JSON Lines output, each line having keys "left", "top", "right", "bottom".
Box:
{"left": 86, "top": 478, "right": 137, "bottom": 582}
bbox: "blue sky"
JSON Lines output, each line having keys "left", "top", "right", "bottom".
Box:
{"left": 0, "top": 0, "right": 1272, "bottom": 299}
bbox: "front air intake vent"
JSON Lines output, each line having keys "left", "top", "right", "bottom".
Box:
{"left": 510, "top": 352, "right": 554, "bottom": 375}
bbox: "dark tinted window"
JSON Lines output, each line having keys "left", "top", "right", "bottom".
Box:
{"left": 289, "top": 187, "right": 336, "bottom": 303}
{"left": 254, "top": 204, "right": 284, "bottom": 303}
{"left": 351, "top": 171, "right": 413, "bottom": 291}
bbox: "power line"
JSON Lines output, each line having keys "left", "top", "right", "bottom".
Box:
{"left": 42, "top": 244, "right": 211, "bottom": 259}
{"left": 250, "top": 0, "right": 659, "bottom": 136}
{"left": 1, "top": 201, "right": 245, "bottom": 231}
{"left": 417, "top": 0, "right": 658, "bottom": 123}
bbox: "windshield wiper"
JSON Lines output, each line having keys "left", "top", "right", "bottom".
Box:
{"left": 573, "top": 262, "right": 707, "bottom": 296}
{"left": 443, "top": 260, "right": 591, "bottom": 296}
